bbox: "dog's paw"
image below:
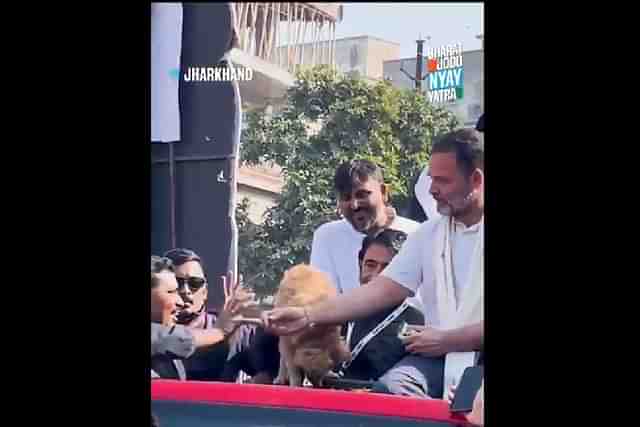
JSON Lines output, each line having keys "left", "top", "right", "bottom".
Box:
{"left": 273, "top": 375, "right": 288, "bottom": 385}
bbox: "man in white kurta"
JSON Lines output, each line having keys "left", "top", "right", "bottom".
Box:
{"left": 310, "top": 213, "right": 419, "bottom": 294}
{"left": 376, "top": 212, "right": 483, "bottom": 397}
{"left": 264, "top": 128, "right": 484, "bottom": 399}
{"left": 310, "top": 160, "right": 421, "bottom": 308}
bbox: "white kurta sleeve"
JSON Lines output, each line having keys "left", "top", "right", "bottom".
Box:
{"left": 310, "top": 225, "right": 341, "bottom": 292}
{"left": 381, "top": 223, "right": 429, "bottom": 296}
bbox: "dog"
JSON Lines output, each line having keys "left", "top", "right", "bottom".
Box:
{"left": 273, "top": 264, "right": 351, "bottom": 387}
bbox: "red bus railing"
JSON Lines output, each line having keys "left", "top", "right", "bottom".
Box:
{"left": 152, "top": 380, "right": 470, "bottom": 425}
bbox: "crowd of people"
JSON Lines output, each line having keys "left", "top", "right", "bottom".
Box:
{"left": 151, "top": 125, "right": 485, "bottom": 426}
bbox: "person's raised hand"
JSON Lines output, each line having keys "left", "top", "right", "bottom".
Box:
{"left": 222, "top": 271, "right": 241, "bottom": 308}
{"left": 215, "top": 271, "right": 257, "bottom": 335}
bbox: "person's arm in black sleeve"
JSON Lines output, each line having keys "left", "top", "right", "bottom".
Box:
{"left": 248, "top": 328, "right": 281, "bottom": 383}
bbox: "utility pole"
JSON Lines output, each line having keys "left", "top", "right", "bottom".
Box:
{"left": 400, "top": 35, "right": 429, "bottom": 93}
{"left": 415, "top": 38, "right": 424, "bottom": 92}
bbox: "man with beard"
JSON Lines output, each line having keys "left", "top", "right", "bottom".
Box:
{"left": 150, "top": 255, "right": 244, "bottom": 380}
{"left": 164, "top": 248, "right": 277, "bottom": 383}
{"left": 411, "top": 113, "right": 483, "bottom": 223}
{"left": 310, "top": 160, "right": 420, "bottom": 298}
{"left": 264, "top": 128, "right": 484, "bottom": 399}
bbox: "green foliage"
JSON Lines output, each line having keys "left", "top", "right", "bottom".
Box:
{"left": 237, "top": 65, "right": 459, "bottom": 298}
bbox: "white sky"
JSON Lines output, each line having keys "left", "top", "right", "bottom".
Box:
{"left": 335, "top": 2, "right": 484, "bottom": 57}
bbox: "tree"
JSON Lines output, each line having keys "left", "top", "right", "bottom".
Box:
{"left": 237, "top": 65, "right": 460, "bottom": 298}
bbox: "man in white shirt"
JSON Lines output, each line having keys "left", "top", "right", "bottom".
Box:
{"left": 264, "top": 128, "right": 484, "bottom": 399}
{"left": 310, "top": 160, "right": 420, "bottom": 296}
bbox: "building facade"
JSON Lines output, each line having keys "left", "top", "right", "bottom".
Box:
{"left": 230, "top": 2, "right": 343, "bottom": 223}
{"left": 278, "top": 35, "right": 400, "bottom": 82}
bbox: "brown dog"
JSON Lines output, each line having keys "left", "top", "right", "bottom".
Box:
{"left": 273, "top": 264, "right": 351, "bottom": 387}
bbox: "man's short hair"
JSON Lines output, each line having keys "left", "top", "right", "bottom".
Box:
{"left": 358, "top": 229, "right": 408, "bottom": 263}
{"left": 151, "top": 255, "right": 174, "bottom": 289}
{"left": 334, "top": 160, "right": 384, "bottom": 196}
{"left": 164, "top": 248, "right": 202, "bottom": 268}
{"left": 475, "top": 113, "right": 485, "bottom": 132}
{"left": 432, "top": 128, "right": 484, "bottom": 177}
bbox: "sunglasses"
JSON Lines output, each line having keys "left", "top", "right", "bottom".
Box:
{"left": 176, "top": 276, "right": 207, "bottom": 292}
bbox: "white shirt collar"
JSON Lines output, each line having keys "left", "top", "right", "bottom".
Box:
{"left": 452, "top": 216, "right": 484, "bottom": 234}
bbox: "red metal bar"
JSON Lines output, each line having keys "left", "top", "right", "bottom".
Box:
{"left": 152, "top": 380, "right": 470, "bottom": 425}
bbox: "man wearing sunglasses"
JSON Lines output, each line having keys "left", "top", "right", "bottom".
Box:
{"left": 164, "top": 248, "right": 212, "bottom": 328}
{"left": 165, "top": 248, "right": 261, "bottom": 381}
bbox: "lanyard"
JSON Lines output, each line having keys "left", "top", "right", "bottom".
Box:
{"left": 340, "top": 301, "right": 409, "bottom": 373}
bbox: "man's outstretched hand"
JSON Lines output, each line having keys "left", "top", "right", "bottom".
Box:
{"left": 261, "top": 306, "right": 309, "bottom": 336}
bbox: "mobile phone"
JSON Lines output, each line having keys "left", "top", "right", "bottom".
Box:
{"left": 398, "top": 322, "right": 422, "bottom": 339}
{"left": 450, "top": 366, "right": 484, "bottom": 413}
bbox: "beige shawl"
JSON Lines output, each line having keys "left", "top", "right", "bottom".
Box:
{"left": 432, "top": 216, "right": 484, "bottom": 398}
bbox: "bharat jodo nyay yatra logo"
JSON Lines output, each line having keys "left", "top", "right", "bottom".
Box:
{"left": 425, "top": 43, "right": 464, "bottom": 104}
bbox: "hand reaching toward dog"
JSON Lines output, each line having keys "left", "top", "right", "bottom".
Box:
{"left": 261, "top": 306, "right": 309, "bottom": 336}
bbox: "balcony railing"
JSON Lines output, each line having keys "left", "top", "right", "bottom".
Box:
{"left": 232, "top": 2, "right": 341, "bottom": 75}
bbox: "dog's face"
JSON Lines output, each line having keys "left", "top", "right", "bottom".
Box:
{"left": 294, "top": 348, "right": 334, "bottom": 386}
